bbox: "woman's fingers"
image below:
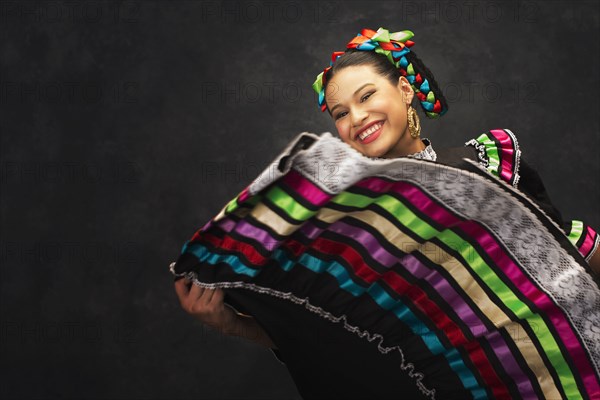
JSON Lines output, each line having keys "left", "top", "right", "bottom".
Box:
{"left": 174, "top": 278, "right": 224, "bottom": 316}
{"left": 188, "top": 281, "right": 206, "bottom": 301}
{"left": 174, "top": 281, "right": 238, "bottom": 334}
{"left": 201, "top": 286, "right": 216, "bottom": 304}
{"left": 187, "top": 281, "right": 219, "bottom": 306}
{"left": 210, "top": 288, "right": 225, "bottom": 306}
{"left": 174, "top": 278, "right": 190, "bottom": 305}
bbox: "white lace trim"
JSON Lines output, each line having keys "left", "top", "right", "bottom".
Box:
{"left": 464, "top": 138, "right": 489, "bottom": 167}
{"left": 169, "top": 262, "right": 437, "bottom": 399}
{"left": 246, "top": 132, "right": 438, "bottom": 196}
{"left": 503, "top": 128, "right": 522, "bottom": 188}
{"left": 408, "top": 138, "right": 437, "bottom": 162}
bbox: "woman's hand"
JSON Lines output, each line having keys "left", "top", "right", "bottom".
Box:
{"left": 174, "top": 277, "right": 239, "bottom": 335}
{"left": 173, "top": 277, "right": 278, "bottom": 349}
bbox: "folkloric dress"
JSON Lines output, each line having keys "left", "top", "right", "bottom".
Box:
{"left": 170, "top": 128, "right": 600, "bottom": 400}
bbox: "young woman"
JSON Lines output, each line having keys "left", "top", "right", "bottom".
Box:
{"left": 173, "top": 28, "right": 600, "bottom": 399}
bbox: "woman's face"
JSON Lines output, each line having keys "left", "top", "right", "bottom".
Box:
{"left": 325, "top": 64, "right": 420, "bottom": 159}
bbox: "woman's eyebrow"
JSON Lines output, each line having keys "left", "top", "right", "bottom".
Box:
{"left": 330, "top": 83, "right": 375, "bottom": 114}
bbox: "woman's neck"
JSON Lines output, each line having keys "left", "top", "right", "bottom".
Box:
{"left": 380, "top": 136, "right": 426, "bottom": 159}
{"left": 414, "top": 137, "right": 426, "bottom": 152}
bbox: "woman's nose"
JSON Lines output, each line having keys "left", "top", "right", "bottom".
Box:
{"left": 351, "top": 108, "right": 369, "bottom": 127}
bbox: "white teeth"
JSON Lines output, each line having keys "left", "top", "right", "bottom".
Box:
{"left": 358, "top": 122, "right": 383, "bottom": 140}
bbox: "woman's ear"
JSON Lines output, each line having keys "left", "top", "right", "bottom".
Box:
{"left": 397, "top": 76, "right": 415, "bottom": 105}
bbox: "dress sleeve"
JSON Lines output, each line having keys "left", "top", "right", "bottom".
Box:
{"left": 464, "top": 128, "right": 522, "bottom": 188}
{"left": 269, "top": 348, "right": 286, "bottom": 365}
{"left": 465, "top": 128, "right": 600, "bottom": 263}
{"left": 563, "top": 220, "right": 600, "bottom": 263}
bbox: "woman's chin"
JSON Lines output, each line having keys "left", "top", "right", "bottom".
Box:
{"left": 361, "top": 140, "right": 390, "bottom": 158}
{"left": 359, "top": 132, "right": 392, "bottom": 158}
{"left": 359, "top": 147, "right": 387, "bottom": 159}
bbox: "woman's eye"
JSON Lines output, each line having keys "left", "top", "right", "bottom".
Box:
{"left": 334, "top": 93, "right": 373, "bottom": 120}
{"left": 361, "top": 92, "right": 373, "bottom": 102}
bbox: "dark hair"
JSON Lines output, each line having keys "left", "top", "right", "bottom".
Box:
{"left": 322, "top": 49, "right": 447, "bottom": 117}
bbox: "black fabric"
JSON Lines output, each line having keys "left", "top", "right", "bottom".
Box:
{"left": 224, "top": 290, "right": 433, "bottom": 400}
{"left": 516, "top": 159, "right": 568, "bottom": 232}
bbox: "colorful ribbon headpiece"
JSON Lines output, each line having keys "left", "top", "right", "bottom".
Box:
{"left": 312, "top": 27, "right": 448, "bottom": 118}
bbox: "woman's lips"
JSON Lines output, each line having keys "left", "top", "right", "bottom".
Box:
{"left": 358, "top": 121, "right": 384, "bottom": 144}
{"left": 355, "top": 120, "right": 384, "bottom": 140}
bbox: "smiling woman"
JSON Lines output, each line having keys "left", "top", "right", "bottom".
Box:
{"left": 325, "top": 65, "right": 424, "bottom": 158}
{"left": 319, "top": 44, "right": 447, "bottom": 160}
{"left": 172, "top": 27, "right": 600, "bottom": 400}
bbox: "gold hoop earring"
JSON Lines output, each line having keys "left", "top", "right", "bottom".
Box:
{"left": 407, "top": 105, "right": 421, "bottom": 139}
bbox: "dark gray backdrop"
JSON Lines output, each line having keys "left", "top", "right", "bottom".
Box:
{"left": 1, "top": 0, "right": 598, "bottom": 399}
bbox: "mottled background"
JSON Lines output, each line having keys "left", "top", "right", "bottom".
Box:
{"left": 1, "top": 0, "right": 598, "bottom": 399}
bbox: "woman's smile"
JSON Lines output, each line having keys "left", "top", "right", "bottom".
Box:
{"left": 357, "top": 120, "right": 384, "bottom": 144}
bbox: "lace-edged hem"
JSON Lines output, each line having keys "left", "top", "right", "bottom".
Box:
{"left": 169, "top": 262, "right": 437, "bottom": 399}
